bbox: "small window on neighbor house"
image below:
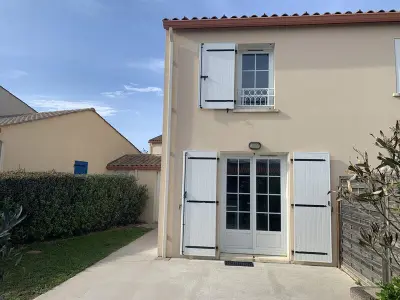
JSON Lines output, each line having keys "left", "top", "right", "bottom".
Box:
{"left": 74, "top": 161, "right": 88, "bottom": 175}
{"left": 395, "top": 39, "right": 400, "bottom": 93}
{"left": 237, "top": 48, "right": 275, "bottom": 108}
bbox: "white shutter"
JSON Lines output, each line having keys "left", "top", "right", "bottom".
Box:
{"left": 293, "top": 152, "right": 332, "bottom": 263}
{"left": 199, "top": 43, "right": 236, "bottom": 109}
{"left": 180, "top": 151, "right": 218, "bottom": 256}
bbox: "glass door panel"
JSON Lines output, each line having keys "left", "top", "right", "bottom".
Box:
{"left": 255, "top": 159, "right": 281, "bottom": 232}
{"left": 226, "top": 159, "right": 251, "bottom": 230}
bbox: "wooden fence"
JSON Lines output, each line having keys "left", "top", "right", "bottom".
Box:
{"left": 339, "top": 177, "right": 400, "bottom": 285}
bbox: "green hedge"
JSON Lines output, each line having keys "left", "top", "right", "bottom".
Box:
{"left": 0, "top": 171, "right": 148, "bottom": 243}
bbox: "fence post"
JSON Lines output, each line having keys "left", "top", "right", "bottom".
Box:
{"left": 382, "top": 249, "right": 391, "bottom": 284}
{"left": 382, "top": 196, "right": 391, "bottom": 284}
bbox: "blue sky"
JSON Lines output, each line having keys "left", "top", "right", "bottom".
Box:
{"left": 0, "top": 0, "right": 398, "bottom": 151}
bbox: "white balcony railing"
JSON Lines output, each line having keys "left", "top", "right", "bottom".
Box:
{"left": 237, "top": 88, "right": 275, "bottom": 108}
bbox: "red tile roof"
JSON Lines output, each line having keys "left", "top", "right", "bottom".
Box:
{"left": 163, "top": 10, "right": 400, "bottom": 30}
{"left": 148, "top": 134, "right": 162, "bottom": 144}
{"left": 107, "top": 154, "right": 161, "bottom": 171}
{"left": 0, "top": 109, "right": 94, "bottom": 126}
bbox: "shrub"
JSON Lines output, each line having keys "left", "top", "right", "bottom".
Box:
{"left": 377, "top": 277, "right": 400, "bottom": 300}
{"left": 0, "top": 171, "right": 148, "bottom": 243}
{"left": 0, "top": 206, "right": 25, "bottom": 283}
{"left": 335, "top": 121, "right": 400, "bottom": 282}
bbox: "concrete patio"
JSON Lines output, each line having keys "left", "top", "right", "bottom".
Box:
{"left": 35, "top": 229, "right": 355, "bottom": 300}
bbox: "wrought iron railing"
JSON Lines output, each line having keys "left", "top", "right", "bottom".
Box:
{"left": 237, "top": 88, "right": 275, "bottom": 108}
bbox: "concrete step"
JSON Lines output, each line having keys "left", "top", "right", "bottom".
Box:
{"left": 219, "top": 253, "right": 289, "bottom": 264}
{"left": 350, "top": 287, "right": 379, "bottom": 300}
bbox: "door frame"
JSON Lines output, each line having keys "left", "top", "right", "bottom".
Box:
{"left": 218, "top": 153, "right": 289, "bottom": 256}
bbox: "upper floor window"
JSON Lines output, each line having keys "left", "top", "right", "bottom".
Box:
{"left": 199, "top": 43, "right": 275, "bottom": 110}
{"left": 238, "top": 51, "right": 274, "bottom": 108}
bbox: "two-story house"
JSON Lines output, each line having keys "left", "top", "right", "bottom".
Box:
{"left": 157, "top": 11, "right": 400, "bottom": 266}
{"left": 148, "top": 134, "right": 162, "bottom": 155}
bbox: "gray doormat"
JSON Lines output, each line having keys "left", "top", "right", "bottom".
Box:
{"left": 224, "top": 261, "right": 254, "bottom": 267}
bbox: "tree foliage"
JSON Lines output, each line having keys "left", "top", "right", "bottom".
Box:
{"left": 337, "top": 121, "right": 400, "bottom": 274}
{"left": 0, "top": 205, "right": 25, "bottom": 285}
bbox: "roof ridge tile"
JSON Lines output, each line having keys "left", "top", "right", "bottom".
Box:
{"left": 163, "top": 9, "right": 400, "bottom": 29}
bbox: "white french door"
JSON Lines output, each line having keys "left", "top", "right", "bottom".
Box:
{"left": 220, "top": 156, "right": 287, "bottom": 256}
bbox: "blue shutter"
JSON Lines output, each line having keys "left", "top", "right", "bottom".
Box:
{"left": 74, "top": 161, "right": 88, "bottom": 175}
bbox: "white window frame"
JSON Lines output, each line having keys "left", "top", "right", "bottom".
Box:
{"left": 236, "top": 49, "right": 275, "bottom": 109}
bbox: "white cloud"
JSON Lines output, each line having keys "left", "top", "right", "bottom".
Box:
{"left": 127, "top": 58, "right": 164, "bottom": 73}
{"left": 100, "top": 91, "right": 125, "bottom": 98}
{"left": 124, "top": 85, "right": 163, "bottom": 96}
{"left": 29, "top": 99, "right": 117, "bottom": 117}
{"left": 1, "top": 69, "right": 28, "bottom": 79}
{"left": 101, "top": 83, "right": 163, "bottom": 98}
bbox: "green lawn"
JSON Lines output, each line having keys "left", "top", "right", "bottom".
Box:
{"left": 1, "top": 226, "right": 149, "bottom": 300}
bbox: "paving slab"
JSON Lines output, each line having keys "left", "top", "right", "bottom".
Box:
{"left": 35, "top": 229, "right": 355, "bottom": 300}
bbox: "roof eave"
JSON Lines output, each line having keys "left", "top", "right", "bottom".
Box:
{"left": 106, "top": 165, "right": 161, "bottom": 171}
{"left": 163, "top": 12, "right": 400, "bottom": 30}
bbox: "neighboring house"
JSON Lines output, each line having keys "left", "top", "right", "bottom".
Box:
{"left": 0, "top": 86, "right": 36, "bottom": 116}
{"left": 157, "top": 10, "right": 400, "bottom": 267}
{"left": 148, "top": 134, "right": 162, "bottom": 155}
{"left": 107, "top": 153, "right": 161, "bottom": 223}
{"left": 0, "top": 88, "right": 140, "bottom": 173}
{"left": 0, "top": 87, "right": 160, "bottom": 224}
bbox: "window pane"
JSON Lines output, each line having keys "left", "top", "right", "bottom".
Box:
{"left": 256, "top": 195, "right": 268, "bottom": 212}
{"left": 242, "top": 71, "right": 254, "bottom": 88}
{"left": 239, "top": 194, "right": 250, "bottom": 211}
{"left": 227, "top": 176, "right": 238, "bottom": 193}
{"left": 256, "top": 54, "right": 269, "bottom": 70}
{"left": 257, "top": 214, "right": 268, "bottom": 231}
{"left": 239, "top": 159, "right": 250, "bottom": 175}
{"left": 255, "top": 71, "right": 269, "bottom": 88}
{"left": 242, "top": 54, "right": 255, "bottom": 70}
{"left": 226, "top": 212, "right": 237, "bottom": 229}
{"left": 269, "top": 195, "right": 281, "bottom": 213}
{"left": 269, "top": 159, "right": 280, "bottom": 176}
{"left": 227, "top": 159, "right": 238, "bottom": 175}
{"left": 269, "top": 177, "right": 280, "bottom": 194}
{"left": 257, "top": 177, "right": 268, "bottom": 194}
{"left": 227, "top": 194, "right": 238, "bottom": 211}
{"left": 256, "top": 160, "right": 268, "bottom": 175}
{"left": 269, "top": 214, "right": 281, "bottom": 231}
{"left": 239, "top": 213, "right": 250, "bottom": 230}
{"left": 239, "top": 176, "right": 250, "bottom": 193}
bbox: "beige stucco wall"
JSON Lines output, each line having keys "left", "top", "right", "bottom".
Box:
{"left": 158, "top": 24, "right": 400, "bottom": 264}
{"left": 150, "top": 143, "right": 162, "bottom": 155}
{"left": 136, "top": 170, "right": 160, "bottom": 223}
{"left": 0, "top": 110, "right": 139, "bottom": 173}
{"left": 0, "top": 87, "right": 36, "bottom": 116}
